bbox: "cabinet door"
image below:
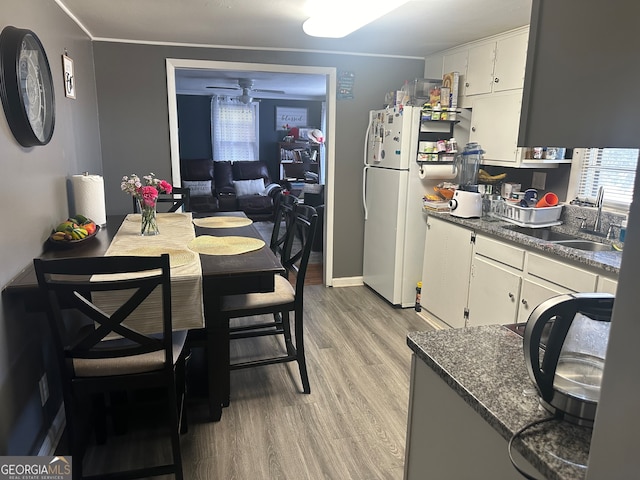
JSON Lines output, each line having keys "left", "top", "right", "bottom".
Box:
{"left": 517, "top": 278, "right": 571, "bottom": 324}
{"left": 493, "top": 31, "right": 529, "bottom": 93}
{"left": 469, "top": 91, "right": 523, "bottom": 162}
{"left": 465, "top": 42, "right": 496, "bottom": 96}
{"left": 597, "top": 276, "right": 618, "bottom": 294}
{"left": 468, "top": 255, "right": 521, "bottom": 326}
{"left": 422, "top": 217, "right": 473, "bottom": 328}
{"left": 443, "top": 49, "right": 469, "bottom": 105}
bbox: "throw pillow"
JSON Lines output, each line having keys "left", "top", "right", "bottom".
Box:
{"left": 233, "top": 178, "right": 265, "bottom": 196}
{"left": 263, "top": 182, "right": 281, "bottom": 196}
{"left": 182, "top": 180, "right": 212, "bottom": 197}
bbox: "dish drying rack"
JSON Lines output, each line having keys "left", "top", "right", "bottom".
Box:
{"left": 490, "top": 199, "right": 563, "bottom": 228}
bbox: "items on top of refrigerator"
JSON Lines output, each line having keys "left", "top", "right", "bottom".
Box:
{"left": 385, "top": 78, "right": 443, "bottom": 107}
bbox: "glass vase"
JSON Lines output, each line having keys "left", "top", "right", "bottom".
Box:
{"left": 137, "top": 198, "right": 159, "bottom": 236}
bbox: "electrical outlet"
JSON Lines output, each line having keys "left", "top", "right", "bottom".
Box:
{"left": 532, "top": 172, "right": 547, "bottom": 190}
{"left": 39, "top": 373, "right": 49, "bottom": 406}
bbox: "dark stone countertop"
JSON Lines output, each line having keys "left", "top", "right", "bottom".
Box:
{"left": 426, "top": 210, "right": 622, "bottom": 275}
{"left": 407, "top": 325, "right": 592, "bottom": 480}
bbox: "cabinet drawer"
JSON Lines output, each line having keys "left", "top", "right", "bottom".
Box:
{"left": 527, "top": 253, "right": 598, "bottom": 292}
{"left": 475, "top": 234, "right": 525, "bottom": 270}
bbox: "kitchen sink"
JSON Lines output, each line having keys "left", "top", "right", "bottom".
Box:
{"left": 552, "top": 240, "right": 613, "bottom": 251}
{"left": 502, "top": 225, "right": 581, "bottom": 242}
{"left": 502, "top": 225, "right": 615, "bottom": 251}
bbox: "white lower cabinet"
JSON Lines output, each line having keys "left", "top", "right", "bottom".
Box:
{"left": 517, "top": 278, "right": 571, "bottom": 324}
{"left": 421, "top": 216, "right": 617, "bottom": 327}
{"left": 421, "top": 216, "right": 473, "bottom": 328}
{"left": 597, "top": 276, "right": 618, "bottom": 294}
{"left": 468, "top": 255, "right": 522, "bottom": 326}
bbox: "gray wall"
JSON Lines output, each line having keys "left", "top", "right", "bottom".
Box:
{"left": 0, "top": 4, "right": 422, "bottom": 453}
{"left": 91, "top": 42, "right": 424, "bottom": 279}
{"left": 0, "top": 0, "right": 101, "bottom": 454}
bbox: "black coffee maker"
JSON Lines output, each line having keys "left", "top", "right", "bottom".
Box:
{"left": 523, "top": 293, "right": 615, "bottom": 427}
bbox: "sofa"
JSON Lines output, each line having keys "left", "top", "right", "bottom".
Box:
{"left": 180, "top": 159, "right": 282, "bottom": 221}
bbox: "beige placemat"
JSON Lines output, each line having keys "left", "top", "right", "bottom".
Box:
{"left": 188, "top": 235, "right": 265, "bottom": 256}
{"left": 93, "top": 213, "right": 204, "bottom": 334}
{"left": 193, "top": 216, "right": 253, "bottom": 229}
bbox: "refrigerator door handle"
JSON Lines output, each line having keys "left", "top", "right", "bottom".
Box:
{"left": 363, "top": 164, "right": 370, "bottom": 220}
{"left": 364, "top": 112, "right": 372, "bottom": 167}
{"left": 363, "top": 110, "right": 374, "bottom": 221}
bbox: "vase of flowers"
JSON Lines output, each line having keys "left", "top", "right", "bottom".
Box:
{"left": 121, "top": 173, "right": 173, "bottom": 236}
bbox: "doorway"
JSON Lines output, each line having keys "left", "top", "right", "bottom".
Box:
{"left": 165, "top": 59, "right": 336, "bottom": 286}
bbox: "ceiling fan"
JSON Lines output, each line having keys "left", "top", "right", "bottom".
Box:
{"left": 206, "top": 78, "right": 285, "bottom": 104}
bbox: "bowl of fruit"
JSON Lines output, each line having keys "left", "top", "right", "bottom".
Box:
{"left": 49, "top": 214, "right": 99, "bottom": 247}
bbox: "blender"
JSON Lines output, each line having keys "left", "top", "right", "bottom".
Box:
{"left": 449, "top": 142, "right": 483, "bottom": 218}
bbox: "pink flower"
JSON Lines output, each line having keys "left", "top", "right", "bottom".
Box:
{"left": 140, "top": 185, "right": 159, "bottom": 207}
{"left": 159, "top": 180, "right": 173, "bottom": 194}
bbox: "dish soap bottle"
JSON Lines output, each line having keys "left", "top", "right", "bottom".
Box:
{"left": 619, "top": 217, "right": 627, "bottom": 242}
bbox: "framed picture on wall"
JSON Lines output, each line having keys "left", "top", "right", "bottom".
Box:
{"left": 62, "top": 54, "right": 75, "bottom": 99}
{"left": 276, "top": 106, "right": 308, "bottom": 129}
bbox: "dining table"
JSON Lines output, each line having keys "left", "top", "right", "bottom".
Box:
{"left": 3, "top": 211, "right": 284, "bottom": 422}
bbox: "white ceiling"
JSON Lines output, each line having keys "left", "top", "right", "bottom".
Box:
{"left": 57, "top": 0, "right": 532, "bottom": 99}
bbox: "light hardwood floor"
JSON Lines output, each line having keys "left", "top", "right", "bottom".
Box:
{"left": 82, "top": 285, "right": 434, "bottom": 479}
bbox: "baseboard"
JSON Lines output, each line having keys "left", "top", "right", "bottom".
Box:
{"left": 330, "top": 276, "right": 363, "bottom": 287}
{"left": 416, "top": 310, "right": 448, "bottom": 331}
{"left": 38, "top": 404, "right": 66, "bottom": 456}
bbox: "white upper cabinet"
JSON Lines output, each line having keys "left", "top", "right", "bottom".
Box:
{"left": 442, "top": 49, "right": 469, "bottom": 104}
{"left": 430, "top": 27, "right": 529, "bottom": 108}
{"left": 465, "top": 30, "right": 529, "bottom": 96}
{"left": 493, "top": 32, "right": 529, "bottom": 92}
{"left": 465, "top": 42, "right": 496, "bottom": 96}
{"left": 469, "top": 90, "right": 523, "bottom": 162}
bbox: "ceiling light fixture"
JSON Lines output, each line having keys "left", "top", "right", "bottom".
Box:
{"left": 302, "top": 0, "right": 410, "bottom": 38}
{"left": 238, "top": 88, "right": 253, "bottom": 104}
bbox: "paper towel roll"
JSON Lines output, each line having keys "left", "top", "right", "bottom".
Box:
{"left": 72, "top": 174, "right": 107, "bottom": 225}
{"left": 418, "top": 164, "right": 457, "bottom": 180}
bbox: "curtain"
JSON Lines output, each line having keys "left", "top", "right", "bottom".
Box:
{"left": 211, "top": 96, "right": 259, "bottom": 161}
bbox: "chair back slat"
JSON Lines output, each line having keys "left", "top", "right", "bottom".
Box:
{"left": 270, "top": 192, "right": 298, "bottom": 256}
{"left": 281, "top": 204, "right": 318, "bottom": 298}
{"left": 34, "top": 255, "right": 174, "bottom": 366}
{"left": 132, "top": 187, "right": 191, "bottom": 213}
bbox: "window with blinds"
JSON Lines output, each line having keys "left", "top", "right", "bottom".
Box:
{"left": 211, "top": 97, "right": 259, "bottom": 161}
{"left": 576, "top": 148, "right": 639, "bottom": 208}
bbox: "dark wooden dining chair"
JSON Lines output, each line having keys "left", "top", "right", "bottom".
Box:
{"left": 33, "top": 254, "right": 187, "bottom": 480}
{"left": 219, "top": 204, "right": 318, "bottom": 403}
{"left": 269, "top": 192, "right": 298, "bottom": 256}
{"left": 132, "top": 187, "right": 191, "bottom": 213}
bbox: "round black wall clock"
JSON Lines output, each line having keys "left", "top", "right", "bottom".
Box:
{"left": 0, "top": 26, "right": 55, "bottom": 147}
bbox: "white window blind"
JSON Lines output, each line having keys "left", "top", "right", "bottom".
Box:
{"left": 211, "top": 97, "right": 259, "bottom": 161}
{"left": 577, "top": 148, "right": 639, "bottom": 208}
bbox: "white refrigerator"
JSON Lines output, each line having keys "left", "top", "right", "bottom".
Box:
{"left": 362, "top": 105, "right": 429, "bottom": 308}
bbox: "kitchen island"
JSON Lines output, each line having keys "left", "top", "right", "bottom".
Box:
{"left": 404, "top": 325, "right": 591, "bottom": 480}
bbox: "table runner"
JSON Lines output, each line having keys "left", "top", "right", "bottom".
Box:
{"left": 94, "top": 212, "right": 204, "bottom": 334}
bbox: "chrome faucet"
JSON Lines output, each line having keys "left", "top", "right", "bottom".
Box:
{"left": 593, "top": 186, "right": 605, "bottom": 233}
